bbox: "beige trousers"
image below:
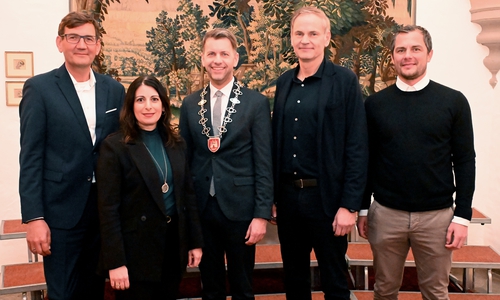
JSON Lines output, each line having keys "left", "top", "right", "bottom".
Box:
{"left": 368, "top": 201, "right": 454, "bottom": 300}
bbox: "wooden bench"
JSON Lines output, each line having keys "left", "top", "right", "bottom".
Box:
{"left": 254, "top": 244, "right": 317, "bottom": 269}
{"left": 187, "top": 243, "right": 317, "bottom": 273}
{"left": 472, "top": 207, "right": 492, "bottom": 225}
{"left": 183, "top": 291, "right": 325, "bottom": 300}
{"left": 254, "top": 292, "right": 324, "bottom": 300}
{"left": 0, "top": 219, "right": 27, "bottom": 240}
{"left": 346, "top": 243, "right": 500, "bottom": 293}
{"left": 352, "top": 291, "right": 500, "bottom": 300}
{"left": 184, "top": 291, "right": 500, "bottom": 300}
{"left": 0, "top": 261, "right": 46, "bottom": 298}
{"left": 0, "top": 219, "right": 40, "bottom": 263}
{"left": 349, "top": 207, "right": 491, "bottom": 242}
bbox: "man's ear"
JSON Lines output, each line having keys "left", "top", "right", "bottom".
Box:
{"left": 56, "top": 36, "right": 64, "bottom": 53}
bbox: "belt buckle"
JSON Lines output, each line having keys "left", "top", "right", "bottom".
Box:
{"left": 299, "top": 179, "right": 304, "bottom": 189}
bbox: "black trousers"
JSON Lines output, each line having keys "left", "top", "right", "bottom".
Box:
{"left": 277, "top": 182, "right": 350, "bottom": 300}
{"left": 44, "top": 184, "right": 105, "bottom": 300}
{"left": 199, "top": 196, "right": 255, "bottom": 300}
{"left": 115, "top": 218, "right": 181, "bottom": 300}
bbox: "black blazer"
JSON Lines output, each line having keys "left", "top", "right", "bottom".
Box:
{"left": 19, "top": 64, "right": 125, "bottom": 228}
{"left": 272, "top": 60, "right": 369, "bottom": 216}
{"left": 96, "top": 131, "right": 203, "bottom": 281}
{"left": 179, "top": 81, "right": 273, "bottom": 221}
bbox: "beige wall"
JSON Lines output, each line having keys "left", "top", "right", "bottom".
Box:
{"left": 0, "top": 0, "right": 498, "bottom": 268}
{"left": 0, "top": 0, "right": 67, "bottom": 266}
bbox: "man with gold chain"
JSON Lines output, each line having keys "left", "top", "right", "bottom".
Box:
{"left": 179, "top": 28, "right": 273, "bottom": 300}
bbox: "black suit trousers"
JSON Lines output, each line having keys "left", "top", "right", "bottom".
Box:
{"left": 43, "top": 184, "right": 105, "bottom": 300}
{"left": 277, "top": 182, "right": 350, "bottom": 300}
{"left": 199, "top": 196, "right": 255, "bottom": 300}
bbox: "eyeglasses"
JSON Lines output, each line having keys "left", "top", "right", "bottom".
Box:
{"left": 60, "top": 34, "right": 98, "bottom": 45}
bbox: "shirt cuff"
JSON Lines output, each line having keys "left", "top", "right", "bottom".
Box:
{"left": 24, "top": 217, "right": 44, "bottom": 224}
{"left": 452, "top": 216, "right": 470, "bottom": 227}
{"left": 358, "top": 209, "right": 368, "bottom": 217}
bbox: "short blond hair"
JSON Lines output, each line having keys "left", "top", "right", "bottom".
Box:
{"left": 202, "top": 28, "right": 238, "bottom": 51}
{"left": 290, "top": 6, "right": 330, "bottom": 34}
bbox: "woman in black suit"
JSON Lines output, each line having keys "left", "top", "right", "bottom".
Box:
{"left": 97, "top": 75, "right": 203, "bottom": 300}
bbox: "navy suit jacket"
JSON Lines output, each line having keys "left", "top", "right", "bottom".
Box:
{"left": 272, "top": 60, "right": 368, "bottom": 217}
{"left": 179, "top": 81, "right": 273, "bottom": 221}
{"left": 19, "top": 64, "right": 125, "bottom": 229}
{"left": 96, "top": 132, "right": 203, "bottom": 281}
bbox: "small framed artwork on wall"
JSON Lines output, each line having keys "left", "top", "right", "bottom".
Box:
{"left": 5, "top": 51, "right": 34, "bottom": 78}
{"left": 5, "top": 81, "right": 24, "bottom": 106}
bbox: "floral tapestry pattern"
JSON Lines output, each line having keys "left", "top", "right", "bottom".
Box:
{"left": 74, "top": 0, "right": 414, "bottom": 107}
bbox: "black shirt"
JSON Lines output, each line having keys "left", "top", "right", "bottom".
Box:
{"left": 280, "top": 61, "right": 325, "bottom": 178}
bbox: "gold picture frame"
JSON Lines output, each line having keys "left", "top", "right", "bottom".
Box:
{"left": 5, "top": 81, "right": 24, "bottom": 106}
{"left": 5, "top": 52, "right": 34, "bottom": 78}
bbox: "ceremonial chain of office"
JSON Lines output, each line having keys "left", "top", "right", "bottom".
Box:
{"left": 197, "top": 81, "right": 242, "bottom": 138}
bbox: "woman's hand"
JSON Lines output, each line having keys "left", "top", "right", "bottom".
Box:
{"left": 109, "top": 265, "right": 130, "bottom": 290}
{"left": 187, "top": 248, "right": 202, "bottom": 268}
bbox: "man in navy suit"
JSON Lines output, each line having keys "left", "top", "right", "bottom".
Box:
{"left": 271, "top": 6, "right": 368, "bottom": 300}
{"left": 179, "top": 28, "right": 273, "bottom": 300}
{"left": 19, "top": 11, "right": 125, "bottom": 300}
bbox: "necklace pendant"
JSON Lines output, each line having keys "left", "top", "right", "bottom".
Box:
{"left": 162, "top": 182, "right": 169, "bottom": 193}
{"left": 208, "top": 136, "right": 220, "bottom": 153}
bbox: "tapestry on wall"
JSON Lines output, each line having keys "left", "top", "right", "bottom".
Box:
{"left": 72, "top": 0, "right": 414, "bottom": 107}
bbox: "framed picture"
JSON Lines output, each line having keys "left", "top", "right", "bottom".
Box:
{"left": 5, "top": 52, "right": 34, "bottom": 78}
{"left": 5, "top": 81, "right": 24, "bottom": 106}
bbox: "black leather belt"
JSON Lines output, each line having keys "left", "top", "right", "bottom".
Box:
{"left": 293, "top": 178, "right": 318, "bottom": 188}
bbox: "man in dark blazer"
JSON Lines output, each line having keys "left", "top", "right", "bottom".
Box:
{"left": 19, "top": 12, "right": 124, "bottom": 300}
{"left": 179, "top": 28, "right": 273, "bottom": 300}
{"left": 271, "top": 6, "right": 368, "bottom": 300}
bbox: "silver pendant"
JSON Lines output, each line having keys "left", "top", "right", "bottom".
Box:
{"left": 162, "top": 183, "right": 169, "bottom": 193}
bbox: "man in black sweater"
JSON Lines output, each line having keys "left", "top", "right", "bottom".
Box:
{"left": 357, "top": 25, "right": 475, "bottom": 300}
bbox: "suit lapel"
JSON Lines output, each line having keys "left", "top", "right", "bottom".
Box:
{"left": 274, "top": 74, "right": 292, "bottom": 157}
{"left": 166, "top": 146, "right": 182, "bottom": 211}
{"left": 128, "top": 142, "right": 169, "bottom": 217}
{"left": 55, "top": 65, "right": 92, "bottom": 145}
{"left": 316, "top": 61, "right": 336, "bottom": 146}
{"left": 205, "top": 86, "right": 216, "bottom": 133}
{"left": 217, "top": 82, "right": 239, "bottom": 143}
{"left": 94, "top": 73, "right": 108, "bottom": 148}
